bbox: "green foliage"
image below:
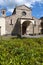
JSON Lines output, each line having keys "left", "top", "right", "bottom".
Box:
{"left": 0, "top": 37, "right": 43, "bottom": 65}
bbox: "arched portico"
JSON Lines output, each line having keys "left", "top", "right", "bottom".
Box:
{"left": 22, "top": 21, "right": 32, "bottom": 35}
{"left": 20, "top": 18, "right": 35, "bottom": 36}
{"left": 41, "top": 21, "right": 43, "bottom": 34}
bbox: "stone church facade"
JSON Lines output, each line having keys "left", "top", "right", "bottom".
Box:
{"left": 0, "top": 5, "right": 43, "bottom": 36}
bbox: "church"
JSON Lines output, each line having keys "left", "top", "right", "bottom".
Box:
{"left": 0, "top": 5, "right": 43, "bottom": 37}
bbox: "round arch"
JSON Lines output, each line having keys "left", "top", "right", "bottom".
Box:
{"left": 40, "top": 21, "right": 43, "bottom": 34}
{"left": 21, "top": 20, "right": 33, "bottom": 35}
{"left": 21, "top": 19, "right": 34, "bottom": 25}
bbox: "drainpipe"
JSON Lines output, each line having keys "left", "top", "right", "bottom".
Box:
{"left": 21, "top": 24, "right": 22, "bottom": 37}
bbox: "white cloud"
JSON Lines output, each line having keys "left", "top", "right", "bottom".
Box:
{"left": 0, "top": 0, "right": 43, "bottom": 6}
{"left": 8, "top": 9, "right": 14, "bottom": 12}
{"left": 15, "top": 0, "right": 24, "bottom": 3}
{"left": 25, "top": 0, "right": 43, "bottom": 7}
{"left": 0, "top": 0, "right": 4, "bottom": 4}
{"left": 0, "top": 0, "right": 43, "bottom": 13}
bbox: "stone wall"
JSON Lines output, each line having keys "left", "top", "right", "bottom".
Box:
{"left": 5, "top": 5, "right": 32, "bottom": 35}
{"left": 0, "top": 17, "right": 6, "bottom": 35}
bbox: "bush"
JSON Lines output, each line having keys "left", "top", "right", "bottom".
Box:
{"left": 0, "top": 37, "right": 43, "bottom": 65}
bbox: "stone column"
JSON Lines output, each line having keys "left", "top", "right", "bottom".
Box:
{"left": 21, "top": 24, "right": 22, "bottom": 36}
{"left": 33, "top": 24, "right": 34, "bottom": 35}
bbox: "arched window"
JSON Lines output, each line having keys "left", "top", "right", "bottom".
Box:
{"left": 3, "top": 11, "right": 5, "bottom": 14}
{"left": 10, "top": 19, "right": 13, "bottom": 25}
{"left": 22, "top": 11, "right": 26, "bottom": 16}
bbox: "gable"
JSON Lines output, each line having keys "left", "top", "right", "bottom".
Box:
{"left": 16, "top": 5, "right": 32, "bottom": 11}
{"left": 12, "top": 5, "right": 32, "bottom": 15}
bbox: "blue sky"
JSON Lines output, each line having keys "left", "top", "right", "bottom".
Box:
{"left": 0, "top": 0, "right": 43, "bottom": 18}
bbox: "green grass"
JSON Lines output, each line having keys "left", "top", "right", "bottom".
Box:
{"left": 0, "top": 37, "right": 43, "bottom": 65}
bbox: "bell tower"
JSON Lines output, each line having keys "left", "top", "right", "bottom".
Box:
{"left": 1, "top": 9, "right": 6, "bottom": 17}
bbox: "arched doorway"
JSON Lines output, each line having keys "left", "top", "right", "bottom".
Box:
{"left": 22, "top": 22, "right": 27, "bottom": 35}
{"left": 41, "top": 22, "right": 43, "bottom": 34}
{"left": 40, "top": 17, "right": 43, "bottom": 34}
{"left": 22, "top": 21, "right": 33, "bottom": 35}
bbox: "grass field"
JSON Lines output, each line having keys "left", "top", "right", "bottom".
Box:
{"left": 0, "top": 37, "right": 43, "bottom": 65}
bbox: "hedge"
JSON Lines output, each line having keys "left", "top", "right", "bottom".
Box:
{"left": 0, "top": 37, "right": 43, "bottom": 65}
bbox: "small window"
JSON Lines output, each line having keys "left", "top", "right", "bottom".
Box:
{"left": 10, "top": 19, "right": 13, "bottom": 25}
{"left": 22, "top": 11, "right": 26, "bottom": 16}
{"left": 3, "top": 11, "right": 5, "bottom": 14}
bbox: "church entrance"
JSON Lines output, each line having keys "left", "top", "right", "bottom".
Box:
{"left": 41, "top": 22, "right": 43, "bottom": 34}
{"left": 22, "top": 21, "right": 33, "bottom": 35}
{"left": 22, "top": 22, "right": 27, "bottom": 35}
{"left": 20, "top": 18, "right": 34, "bottom": 36}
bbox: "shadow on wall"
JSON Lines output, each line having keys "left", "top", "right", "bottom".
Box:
{"left": 11, "top": 19, "right": 21, "bottom": 36}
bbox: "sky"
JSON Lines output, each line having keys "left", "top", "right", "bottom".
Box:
{"left": 0, "top": 0, "right": 43, "bottom": 18}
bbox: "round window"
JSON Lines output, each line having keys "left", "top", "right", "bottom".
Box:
{"left": 22, "top": 11, "right": 26, "bottom": 16}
